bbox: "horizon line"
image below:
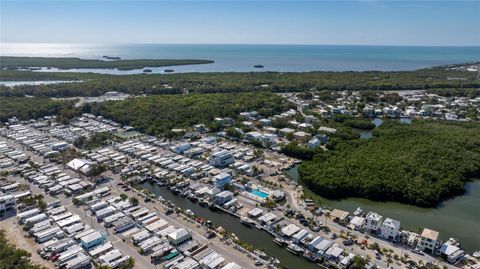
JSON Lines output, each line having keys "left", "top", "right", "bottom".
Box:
{"left": 2, "top": 41, "right": 480, "bottom": 48}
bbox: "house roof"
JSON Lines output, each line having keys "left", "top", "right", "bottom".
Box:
{"left": 281, "top": 224, "right": 301, "bottom": 237}
{"left": 168, "top": 228, "right": 189, "bottom": 240}
{"left": 421, "top": 228, "right": 439, "bottom": 241}
{"left": 330, "top": 209, "right": 349, "bottom": 221}
{"left": 350, "top": 216, "right": 365, "bottom": 227}
{"left": 383, "top": 218, "right": 401, "bottom": 229}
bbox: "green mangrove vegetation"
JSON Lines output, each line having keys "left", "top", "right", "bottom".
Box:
{"left": 88, "top": 92, "right": 294, "bottom": 136}
{"left": 0, "top": 56, "right": 214, "bottom": 70}
{"left": 298, "top": 120, "right": 480, "bottom": 207}
{"left": 1, "top": 66, "right": 479, "bottom": 97}
{"left": 0, "top": 97, "right": 76, "bottom": 122}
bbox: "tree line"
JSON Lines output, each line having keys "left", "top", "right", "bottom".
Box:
{"left": 88, "top": 92, "right": 294, "bottom": 136}
{"left": 1, "top": 66, "right": 479, "bottom": 97}
{"left": 298, "top": 120, "right": 480, "bottom": 207}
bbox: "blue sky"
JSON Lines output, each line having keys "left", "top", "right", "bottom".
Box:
{"left": 1, "top": 0, "right": 479, "bottom": 46}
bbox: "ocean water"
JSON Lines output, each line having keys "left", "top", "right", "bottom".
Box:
{"left": 1, "top": 43, "right": 480, "bottom": 73}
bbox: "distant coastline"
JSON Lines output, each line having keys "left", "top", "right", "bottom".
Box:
{"left": 0, "top": 56, "right": 214, "bottom": 71}
{"left": 1, "top": 43, "right": 479, "bottom": 73}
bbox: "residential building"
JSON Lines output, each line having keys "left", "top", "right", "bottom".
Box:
{"left": 213, "top": 191, "right": 234, "bottom": 205}
{"left": 294, "top": 131, "right": 311, "bottom": 142}
{"left": 259, "top": 119, "right": 272, "bottom": 126}
{"left": 80, "top": 231, "right": 106, "bottom": 250}
{"left": 439, "top": 243, "right": 465, "bottom": 264}
{"left": 213, "top": 173, "right": 232, "bottom": 189}
{"left": 364, "top": 212, "right": 383, "bottom": 233}
{"left": 380, "top": 218, "right": 401, "bottom": 240}
{"left": 308, "top": 137, "right": 321, "bottom": 149}
{"left": 348, "top": 216, "right": 365, "bottom": 231}
{"left": 0, "top": 194, "right": 15, "bottom": 213}
{"left": 279, "top": 128, "right": 295, "bottom": 137}
{"left": 167, "top": 228, "right": 191, "bottom": 246}
{"left": 208, "top": 150, "right": 234, "bottom": 168}
{"left": 418, "top": 228, "right": 439, "bottom": 254}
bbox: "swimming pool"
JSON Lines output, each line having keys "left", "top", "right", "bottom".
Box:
{"left": 249, "top": 189, "right": 269, "bottom": 198}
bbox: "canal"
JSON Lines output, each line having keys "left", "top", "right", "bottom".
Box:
{"left": 140, "top": 182, "right": 321, "bottom": 269}
{"left": 286, "top": 166, "right": 480, "bottom": 252}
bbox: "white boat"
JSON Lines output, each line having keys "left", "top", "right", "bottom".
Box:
{"left": 354, "top": 207, "right": 363, "bottom": 216}
{"left": 473, "top": 251, "right": 480, "bottom": 258}
{"left": 240, "top": 217, "right": 255, "bottom": 228}
{"left": 287, "top": 243, "right": 303, "bottom": 255}
{"left": 445, "top": 238, "right": 460, "bottom": 247}
{"left": 254, "top": 249, "right": 267, "bottom": 259}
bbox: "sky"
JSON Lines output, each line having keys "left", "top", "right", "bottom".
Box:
{"left": 1, "top": 0, "right": 479, "bottom": 46}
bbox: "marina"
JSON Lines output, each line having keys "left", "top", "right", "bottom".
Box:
{"left": 286, "top": 166, "right": 480, "bottom": 252}
{"left": 141, "top": 182, "right": 322, "bottom": 269}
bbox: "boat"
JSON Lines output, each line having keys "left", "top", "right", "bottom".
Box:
{"left": 253, "top": 65, "right": 264, "bottom": 68}
{"left": 473, "top": 251, "right": 480, "bottom": 259}
{"left": 187, "top": 193, "right": 198, "bottom": 202}
{"left": 164, "top": 69, "right": 174, "bottom": 73}
{"left": 287, "top": 243, "right": 303, "bottom": 255}
{"left": 303, "top": 251, "right": 318, "bottom": 262}
{"left": 273, "top": 237, "right": 287, "bottom": 247}
{"left": 354, "top": 207, "right": 363, "bottom": 216}
{"left": 254, "top": 249, "right": 268, "bottom": 259}
{"left": 143, "top": 69, "right": 152, "bottom": 73}
{"left": 445, "top": 238, "right": 460, "bottom": 247}
{"left": 199, "top": 199, "right": 208, "bottom": 207}
{"left": 240, "top": 217, "right": 256, "bottom": 228}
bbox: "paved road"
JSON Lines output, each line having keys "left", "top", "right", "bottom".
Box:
{"left": 6, "top": 137, "right": 258, "bottom": 269}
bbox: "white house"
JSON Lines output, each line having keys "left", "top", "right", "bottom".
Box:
{"left": 0, "top": 194, "right": 15, "bottom": 213}
{"left": 439, "top": 243, "right": 465, "bottom": 264}
{"left": 213, "top": 173, "right": 232, "bottom": 189}
{"left": 308, "top": 137, "right": 321, "bottom": 149}
{"left": 167, "top": 228, "right": 191, "bottom": 246}
{"left": 380, "top": 218, "right": 401, "bottom": 240}
{"left": 67, "top": 158, "right": 93, "bottom": 175}
{"left": 348, "top": 216, "right": 365, "bottom": 231}
{"left": 213, "top": 191, "right": 234, "bottom": 205}
{"left": 364, "top": 212, "right": 383, "bottom": 233}
{"left": 208, "top": 150, "right": 234, "bottom": 168}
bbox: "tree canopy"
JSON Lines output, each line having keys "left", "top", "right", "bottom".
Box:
{"left": 0, "top": 230, "right": 47, "bottom": 269}
{"left": 90, "top": 92, "right": 293, "bottom": 136}
{"left": 298, "top": 120, "right": 480, "bottom": 207}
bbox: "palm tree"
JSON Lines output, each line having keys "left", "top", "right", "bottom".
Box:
{"left": 129, "top": 197, "right": 139, "bottom": 206}
{"left": 387, "top": 257, "right": 393, "bottom": 267}
{"left": 120, "top": 257, "right": 135, "bottom": 269}
{"left": 324, "top": 211, "right": 330, "bottom": 228}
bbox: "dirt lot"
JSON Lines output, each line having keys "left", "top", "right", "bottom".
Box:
{"left": 0, "top": 214, "right": 55, "bottom": 269}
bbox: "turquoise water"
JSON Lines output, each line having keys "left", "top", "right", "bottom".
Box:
{"left": 249, "top": 189, "right": 269, "bottom": 198}
{"left": 2, "top": 43, "right": 480, "bottom": 72}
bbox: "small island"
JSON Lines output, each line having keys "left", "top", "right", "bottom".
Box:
{"left": 253, "top": 64, "right": 264, "bottom": 68}
{"left": 103, "top": 55, "right": 121, "bottom": 60}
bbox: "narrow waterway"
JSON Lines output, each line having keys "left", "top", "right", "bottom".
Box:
{"left": 140, "top": 182, "right": 321, "bottom": 269}
{"left": 356, "top": 118, "right": 411, "bottom": 139}
{"left": 286, "top": 166, "right": 480, "bottom": 252}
